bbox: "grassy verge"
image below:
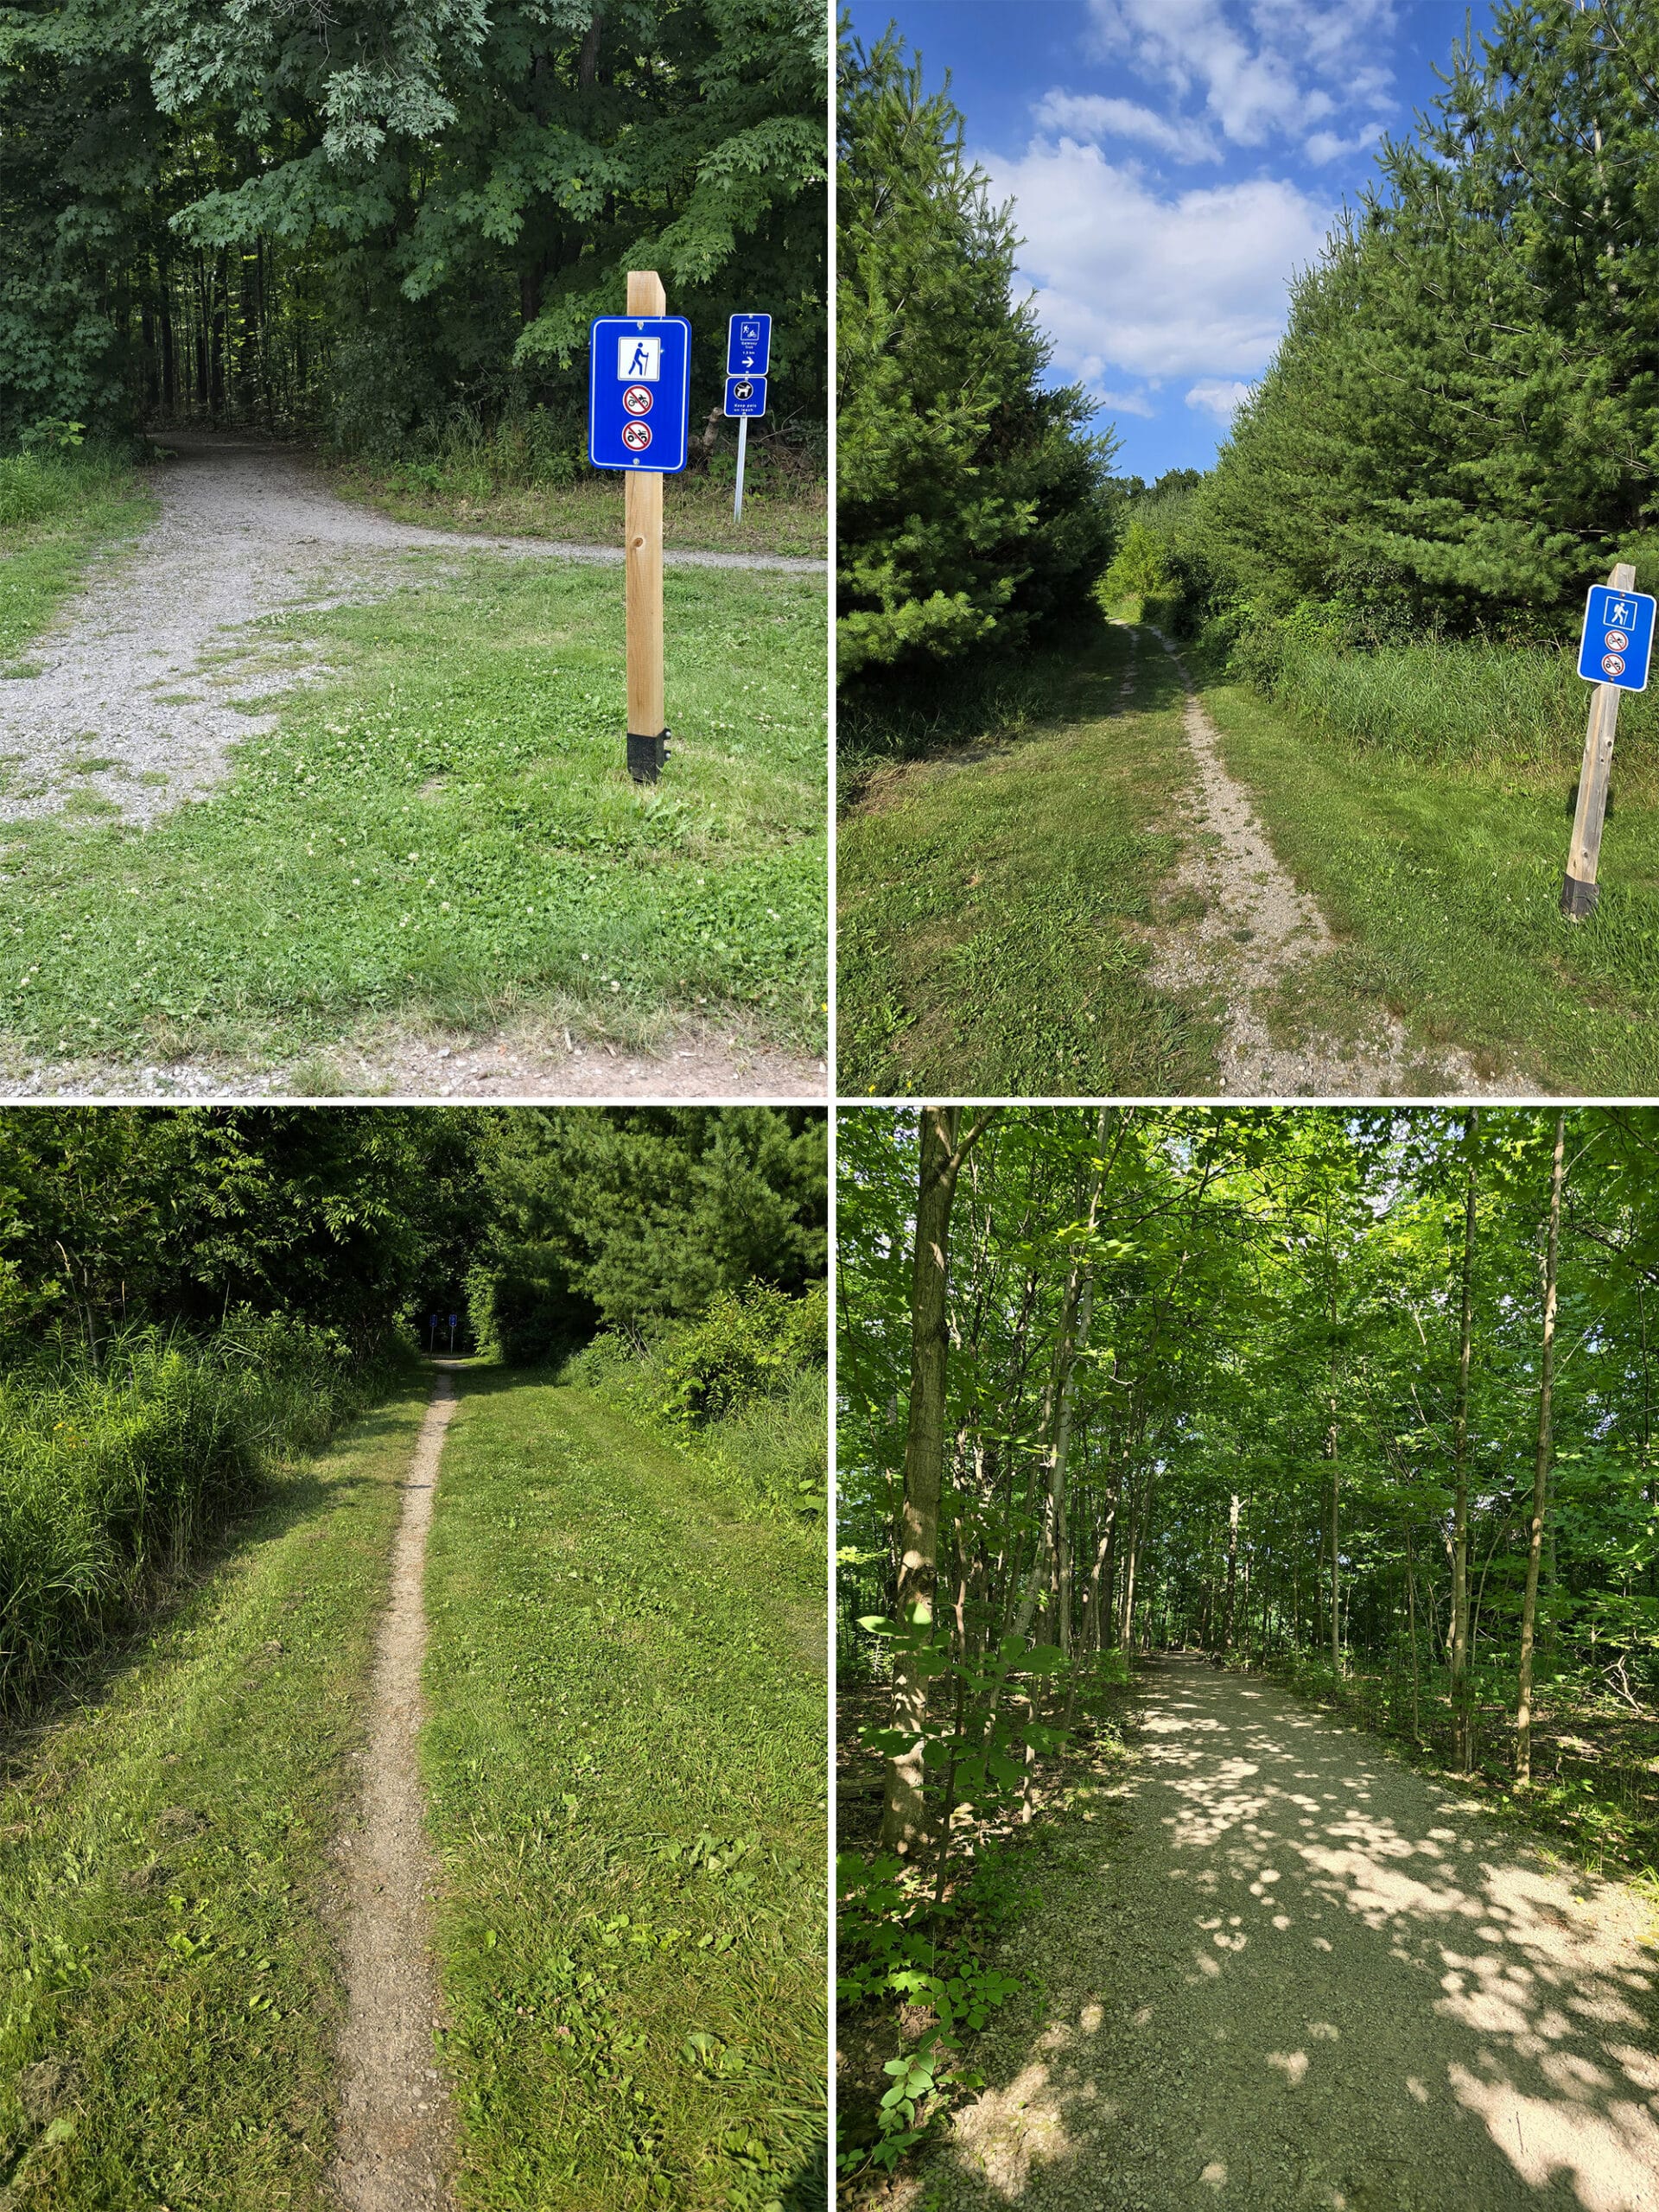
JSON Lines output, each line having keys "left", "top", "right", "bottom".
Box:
{"left": 0, "top": 556, "right": 827, "bottom": 1072}
{"left": 423, "top": 1376, "right": 827, "bottom": 2212}
{"left": 330, "top": 458, "right": 826, "bottom": 562}
{"left": 0, "top": 448, "right": 156, "bottom": 671}
{"left": 1201, "top": 677, "right": 1659, "bottom": 1091}
{"left": 0, "top": 1380, "right": 429, "bottom": 2208}
{"left": 835, "top": 626, "right": 1213, "bottom": 1095}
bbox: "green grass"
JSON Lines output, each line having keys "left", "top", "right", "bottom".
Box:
{"left": 0, "top": 1320, "right": 401, "bottom": 1717}
{"left": 835, "top": 626, "right": 1214, "bottom": 1096}
{"left": 0, "top": 448, "right": 156, "bottom": 668}
{"left": 423, "top": 1376, "right": 828, "bottom": 2212}
{"left": 332, "top": 456, "right": 827, "bottom": 563}
{"left": 0, "top": 1382, "right": 429, "bottom": 2208}
{"left": 1202, "top": 677, "right": 1659, "bottom": 1091}
{"left": 0, "top": 556, "right": 827, "bottom": 1071}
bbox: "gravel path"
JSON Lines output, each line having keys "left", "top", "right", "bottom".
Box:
{"left": 0, "top": 430, "right": 823, "bottom": 825}
{"left": 1138, "top": 628, "right": 1513, "bottom": 1098}
{"left": 933, "top": 1656, "right": 1659, "bottom": 2212}
{"left": 329, "top": 1370, "right": 458, "bottom": 2212}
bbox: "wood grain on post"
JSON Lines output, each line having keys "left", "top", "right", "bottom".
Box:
{"left": 624, "top": 268, "right": 666, "bottom": 746}
{"left": 1562, "top": 558, "right": 1635, "bottom": 919}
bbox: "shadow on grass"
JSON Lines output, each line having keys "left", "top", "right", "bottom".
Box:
{"left": 0, "top": 1393, "right": 418, "bottom": 1778}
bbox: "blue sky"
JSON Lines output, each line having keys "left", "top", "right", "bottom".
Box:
{"left": 844, "top": 1, "right": 1503, "bottom": 480}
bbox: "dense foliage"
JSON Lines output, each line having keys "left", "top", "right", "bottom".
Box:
{"left": 842, "top": 1103, "right": 1659, "bottom": 1825}
{"left": 0, "top": 1, "right": 827, "bottom": 454}
{"left": 1143, "top": 2, "right": 1659, "bottom": 669}
{"left": 836, "top": 29, "right": 1116, "bottom": 693}
{"left": 470, "top": 1104, "right": 828, "bottom": 1359}
{"left": 1, "top": 1103, "right": 827, "bottom": 1712}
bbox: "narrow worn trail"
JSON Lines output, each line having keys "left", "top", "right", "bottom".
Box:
{"left": 1, "top": 431, "right": 823, "bottom": 824}
{"left": 1136, "top": 626, "right": 1511, "bottom": 1098}
{"left": 329, "top": 1367, "right": 458, "bottom": 2212}
{"left": 933, "top": 1657, "right": 1659, "bottom": 2212}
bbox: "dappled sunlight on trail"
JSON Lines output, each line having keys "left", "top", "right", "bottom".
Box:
{"left": 935, "top": 1658, "right": 1659, "bottom": 2212}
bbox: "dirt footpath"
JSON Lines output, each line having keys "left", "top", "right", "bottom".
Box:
{"left": 329, "top": 1368, "right": 459, "bottom": 2212}
{"left": 931, "top": 1656, "right": 1659, "bottom": 2212}
{"left": 0, "top": 430, "right": 823, "bottom": 825}
{"left": 1138, "top": 627, "right": 1512, "bottom": 1098}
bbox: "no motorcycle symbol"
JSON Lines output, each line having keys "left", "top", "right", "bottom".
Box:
{"left": 620, "top": 420, "right": 652, "bottom": 453}
{"left": 622, "top": 385, "right": 654, "bottom": 416}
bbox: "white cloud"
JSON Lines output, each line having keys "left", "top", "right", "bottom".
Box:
{"left": 1033, "top": 90, "right": 1218, "bottom": 164}
{"left": 1185, "top": 378, "right": 1254, "bottom": 421}
{"left": 1305, "top": 122, "right": 1387, "bottom": 167}
{"left": 1085, "top": 0, "right": 1397, "bottom": 152}
{"left": 984, "top": 136, "right": 1333, "bottom": 383}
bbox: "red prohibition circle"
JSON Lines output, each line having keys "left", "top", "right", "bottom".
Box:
{"left": 1605, "top": 628, "right": 1630, "bottom": 653}
{"left": 1602, "top": 652, "right": 1626, "bottom": 677}
{"left": 622, "top": 385, "right": 654, "bottom": 416}
{"left": 621, "top": 420, "right": 653, "bottom": 452}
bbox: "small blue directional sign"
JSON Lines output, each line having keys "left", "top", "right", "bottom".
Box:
{"left": 724, "top": 374, "right": 767, "bottom": 418}
{"left": 588, "top": 315, "right": 691, "bottom": 473}
{"left": 1578, "top": 582, "right": 1656, "bottom": 690}
{"left": 727, "top": 313, "right": 771, "bottom": 377}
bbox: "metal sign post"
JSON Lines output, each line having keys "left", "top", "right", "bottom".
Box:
{"left": 588, "top": 275, "right": 691, "bottom": 782}
{"left": 428, "top": 1313, "right": 438, "bottom": 1351}
{"left": 1562, "top": 563, "right": 1655, "bottom": 918}
{"left": 725, "top": 314, "right": 771, "bottom": 524}
{"left": 448, "top": 1313, "right": 458, "bottom": 1351}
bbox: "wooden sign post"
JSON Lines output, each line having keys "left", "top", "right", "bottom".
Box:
{"left": 1562, "top": 559, "right": 1637, "bottom": 919}
{"left": 625, "top": 269, "right": 668, "bottom": 783}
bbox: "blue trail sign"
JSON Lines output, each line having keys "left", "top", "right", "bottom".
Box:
{"left": 724, "top": 374, "right": 767, "bottom": 418}
{"left": 727, "top": 314, "right": 771, "bottom": 376}
{"left": 588, "top": 315, "right": 691, "bottom": 473}
{"left": 1577, "top": 582, "right": 1656, "bottom": 691}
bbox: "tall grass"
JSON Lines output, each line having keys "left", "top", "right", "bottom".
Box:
{"left": 0, "top": 1314, "right": 410, "bottom": 1717}
{"left": 562, "top": 1281, "right": 829, "bottom": 1522}
{"left": 0, "top": 446, "right": 139, "bottom": 531}
{"left": 1247, "top": 633, "right": 1659, "bottom": 770}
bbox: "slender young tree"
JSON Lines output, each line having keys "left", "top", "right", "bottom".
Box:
{"left": 1516, "top": 1110, "right": 1567, "bottom": 1787}
{"left": 1451, "top": 1111, "right": 1478, "bottom": 1771}
{"left": 882, "top": 1105, "right": 995, "bottom": 1853}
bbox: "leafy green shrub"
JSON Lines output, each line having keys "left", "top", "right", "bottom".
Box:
{"left": 651, "top": 1281, "right": 826, "bottom": 1426}
{"left": 563, "top": 1282, "right": 828, "bottom": 1520}
{"left": 0, "top": 1317, "right": 409, "bottom": 1714}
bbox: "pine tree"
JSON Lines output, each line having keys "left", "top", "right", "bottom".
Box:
{"left": 836, "top": 27, "right": 1116, "bottom": 682}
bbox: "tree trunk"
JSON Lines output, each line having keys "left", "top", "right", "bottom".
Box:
{"left": 1223, "top": 1491, "right": 1240, "bottom": 1654}
{"left": 1450, "top": 1110, "right": 1478, "bottom": 1770}
{"left": 881, "top": 1107, "right": 994, "bottom": 1853}
{"left": 1516, "top": 1110, "right": 1567, "bottom": 1787}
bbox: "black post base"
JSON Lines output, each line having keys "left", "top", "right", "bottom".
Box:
{"left": 1561, "top": 873, "right": 1599, "bottom": 920}
{"left": 626, "top": 729, "right": 670, "bottom": 783}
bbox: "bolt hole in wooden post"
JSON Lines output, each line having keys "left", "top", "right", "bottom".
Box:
{"left": 1562, "top": 560, "right": 1649, "bottom": 918}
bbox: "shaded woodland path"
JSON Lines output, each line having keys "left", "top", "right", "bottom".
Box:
{"left": 0, "top": 430, "right": 823, "bottom": 826}
{"left": 931, "top": 1657, "right": 1659, "bottom": 2212}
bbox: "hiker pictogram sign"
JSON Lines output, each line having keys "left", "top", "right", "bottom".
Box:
{"left": 588, "top": 314, "right": 690, "bottom": 472}
{"left": 1577, "top": 583, "right": 1656, "bottom": 691}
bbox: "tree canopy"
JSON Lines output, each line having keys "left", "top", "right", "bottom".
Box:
{"left": 0, "top": 0, "right": 827, "bottom": 450}
{"left": 1185, "top": 1, "right": 1659, "bottom": 644}
{"left": 841, "top": 1106, "right": 1659, "bottom": 1804}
